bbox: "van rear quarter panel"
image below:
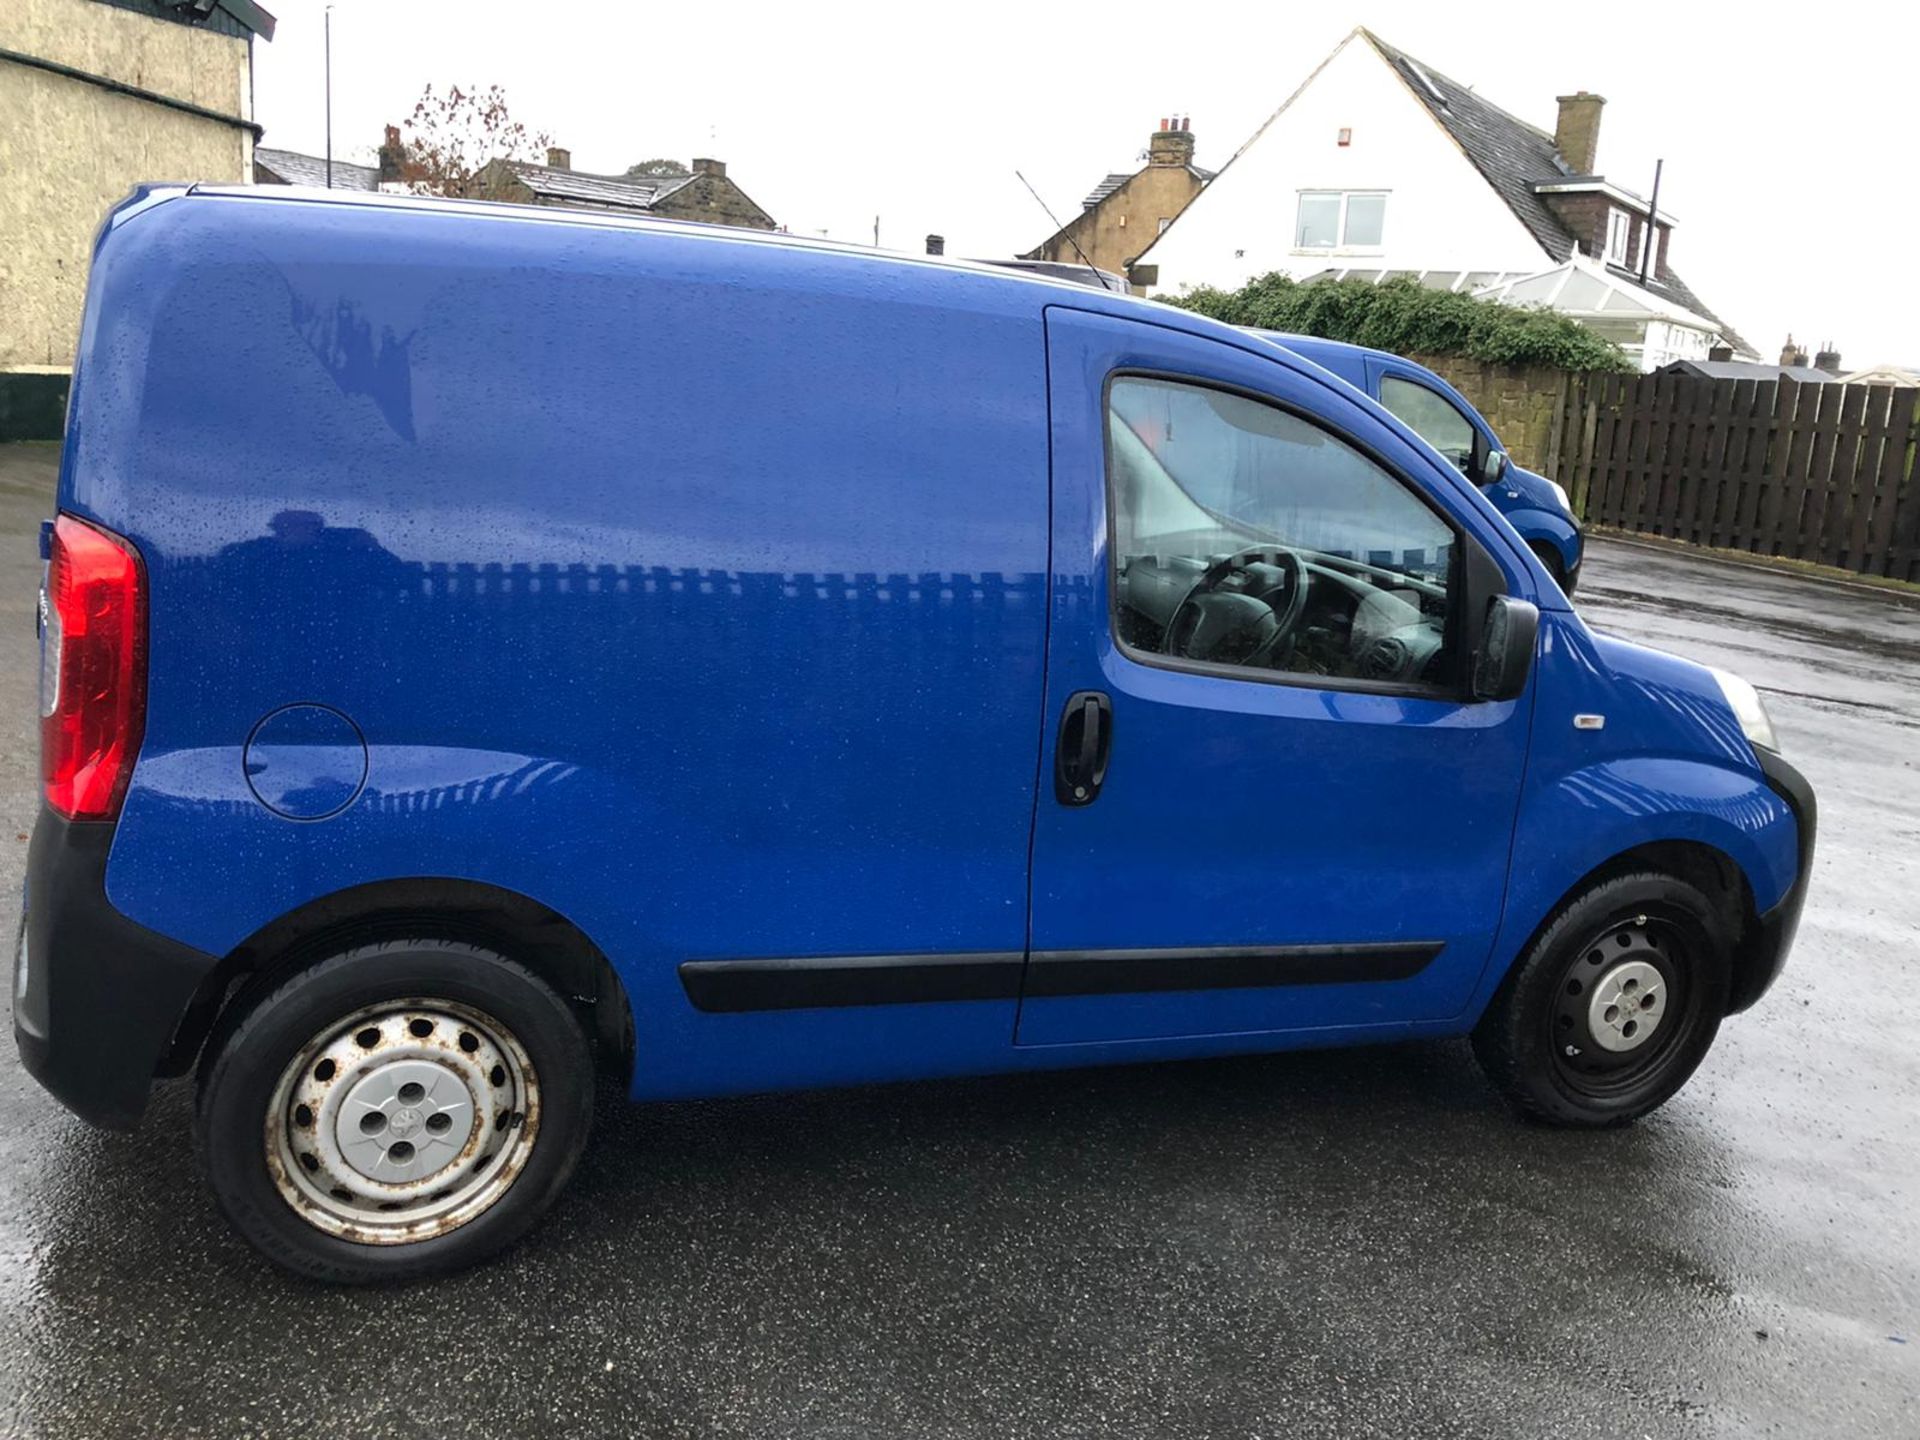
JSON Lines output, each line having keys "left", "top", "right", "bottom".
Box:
{"left": 66, "top": 193, "right": 1053, "bottom": 1096}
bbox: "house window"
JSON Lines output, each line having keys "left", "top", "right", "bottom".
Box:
{"left": 1295, "top": 191, "right": 1388, "bottom": 250}
{"left": 1605, "top": 208, "right": 1631, "bottom": 266}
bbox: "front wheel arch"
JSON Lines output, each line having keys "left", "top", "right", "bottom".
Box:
{"left": 1486, "top": 839, "right": 1761, "bottom": 1023}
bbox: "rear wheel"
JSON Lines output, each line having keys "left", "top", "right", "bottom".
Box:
{"left": 1472, "top": 872, "right": 1731, "bottom": 1126}
{"left": 196, "top": 940, "right": 594, "bottom": 1283}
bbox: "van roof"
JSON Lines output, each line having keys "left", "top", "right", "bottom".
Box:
{"left": 180, "top": 182, "right": 1164, "bottom": 308}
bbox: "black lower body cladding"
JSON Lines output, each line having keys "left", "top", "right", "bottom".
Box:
{"left": 1729, "top": 747, "right": 1817, "bottom": 1014}
{"left": 13, "top": 807, "right": 221, "bottom": 1130}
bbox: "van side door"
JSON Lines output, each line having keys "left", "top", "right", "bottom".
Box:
{"left": 1020, "top": 307, "right": 1535, "bottom": 1047}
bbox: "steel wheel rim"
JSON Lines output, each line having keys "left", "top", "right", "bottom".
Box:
{"left": 265, "top": 998, "right": 541, "bottom": 1245}
{"left": 1549, "top": 915, "right": 1692, "bottom": 1098}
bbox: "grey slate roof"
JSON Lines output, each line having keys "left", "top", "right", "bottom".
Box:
{"left": 1081, "top": 163, "right": 1213, "bottom": 210}
{"left": 96, "top": 0, "right": 276, "bottom": 42}
{"left": 1362, "top": 30, "right": 1753, "bottom": 357}
{"left": 253, "top": 147, "right": 379, "bottom": 191}
{"left": 504, "top": 163, "right": 696, "bottom": 212}
{"left": 1658, "top": 360, "right": 1838, "bottom": 383}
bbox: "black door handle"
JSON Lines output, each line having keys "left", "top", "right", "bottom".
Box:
{"left": 1055, "top": 690, "right": 1113, "bottom": 806}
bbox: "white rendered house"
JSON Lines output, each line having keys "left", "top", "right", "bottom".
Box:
{"left": 1131, "top": 29, "right": 1753, "bottom": 369}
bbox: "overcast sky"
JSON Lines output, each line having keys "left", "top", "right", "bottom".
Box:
{"left": 254, "top": 0, "right": 1918, "bottom": 367}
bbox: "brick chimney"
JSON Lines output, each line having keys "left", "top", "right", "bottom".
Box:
{"left": 1554, "top": 92, "right": 1605, "bottom": 174}
{"left": 925, "top": 234, "right": 945, "bottom": 255}
{"left": 546, "top": 146, "right": 571, "bottom": 170}
{"left": 1813, "top": 344, "right": 1843, "bottom": 374}
{"left": 1708, "top": 345, "right": 1734, "bottom": 363}
{"left": 1148, "top": 115, "right": 1195, "bottom": 168}
{"left": 692, "top": 157, "right": 726, "bottom": 178}
{"left": 377, "top": 124, "right": 404, "bottom": 185}
{"left": 1779, "top": 335, "right": 1810, "bottom": 368}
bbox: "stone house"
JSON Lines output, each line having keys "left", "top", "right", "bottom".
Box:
{"left": 1023, "top": 118, "right": 1212, "bottom": 280}
{"left": 465, "top": 148, "right": 776, "bottom": 230}
{"left": 0, "top": 0, "right": 275, "bottom": 438}
{"left": 1134, "top": 29, "right": 1753, "bottom": 370}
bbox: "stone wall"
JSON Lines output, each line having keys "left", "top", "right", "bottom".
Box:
{"left": 0, "top": 0, "right": 253, "bottom": 381}
{"left": 1406, "top": 354, "right": 1570, "bottom": 475}
{"left": 651, "top": 164, "right": 775, "bottom": 231}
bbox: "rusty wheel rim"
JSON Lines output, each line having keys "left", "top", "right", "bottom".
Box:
{"left": 265, "top": 998, "right": 541, "bottom": 1245}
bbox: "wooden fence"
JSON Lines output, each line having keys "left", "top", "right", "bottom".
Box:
{"left": 1548, "top": 375, "right": 1920, "bottom": 581}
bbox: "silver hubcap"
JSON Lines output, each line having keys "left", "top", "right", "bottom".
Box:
{"left": 1585, "top": 959, "right": 1666, "bottom": 1053}
{"left": 266, "top": 999, "right": 540, "bottom": 1245}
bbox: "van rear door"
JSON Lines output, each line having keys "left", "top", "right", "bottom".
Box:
{"left": 1019, "top": 307, "right": 1533, "bottom": 1047}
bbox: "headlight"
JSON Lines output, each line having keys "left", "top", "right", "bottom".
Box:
{"left": 1711, "top": 667, "right": 1778, "bottom": 753}
{"left": 1547, "top": 480, "right": 1572, "bottom": 514}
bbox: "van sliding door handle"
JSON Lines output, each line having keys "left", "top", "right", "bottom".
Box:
{"left": 1055, "top": 691, "right": 1112, "bottom": 806}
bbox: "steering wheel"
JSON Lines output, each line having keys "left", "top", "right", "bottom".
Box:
{"left": 1164, "top": 546, "right": 1311, "bottom": 668}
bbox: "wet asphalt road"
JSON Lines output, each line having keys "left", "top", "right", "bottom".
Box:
{"left": 0, "top": 442, "right": 1914, "bottom": 1439}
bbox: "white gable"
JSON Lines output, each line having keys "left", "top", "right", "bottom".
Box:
{"left": 1138, "top": 32, "right": 1551, "bottom": 297}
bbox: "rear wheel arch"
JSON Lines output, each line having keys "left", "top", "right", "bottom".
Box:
{"left": 168, "top": 878, "right": 633, "bottom": 1085}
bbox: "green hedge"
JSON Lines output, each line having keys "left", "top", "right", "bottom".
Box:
{"left": 1167, "top": 273, "right": 1632, "bottom": 372}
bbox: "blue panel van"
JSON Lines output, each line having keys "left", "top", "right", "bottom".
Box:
{"left": 17, "top": 186, "right": 1812, "bottom": 1282}
{"left": 1251, "top": 332, "right": 1586, "bottom": 593}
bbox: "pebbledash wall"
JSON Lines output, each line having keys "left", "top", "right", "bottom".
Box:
{"left": 0, "top": 0, "right": 256, "bottom": 438}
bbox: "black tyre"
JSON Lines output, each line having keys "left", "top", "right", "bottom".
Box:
{"left": 1472, "top": 872, "right": 1732, "bottom": 1127}
{"left": 195, "top": 939, "right": 594, "bottom": 1283}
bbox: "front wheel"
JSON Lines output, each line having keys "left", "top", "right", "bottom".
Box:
{"left": 1472, "top": 872, "right": 1732, "bottom": 1127}
{"left": 196, "top": 940, "right": 595, "bottom": 1283}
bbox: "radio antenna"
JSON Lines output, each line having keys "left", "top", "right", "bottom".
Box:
{"left": 1014, "top": 170, "right": 1116, "bottom": 292}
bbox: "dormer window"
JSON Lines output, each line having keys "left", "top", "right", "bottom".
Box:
{"left": 1605, "top": 208, "right": 1631, "bottom": 266}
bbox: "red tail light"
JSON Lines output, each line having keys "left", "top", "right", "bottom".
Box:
{"left": 41, "top": 514, "right": 146, "bottom": 821}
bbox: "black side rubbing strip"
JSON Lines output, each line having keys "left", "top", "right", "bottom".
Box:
{"left": 678, "top": 943, "right": 1442, "bottom": 1013}
{"left": 679, "top": 953, "right": 1024, "bottom": 1013}
{"left": 1023, "top": 943, "right": 1442, "bottom": 998}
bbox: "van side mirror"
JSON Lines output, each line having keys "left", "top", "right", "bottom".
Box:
{"left": 1472, "top": 596, "right": 1539, "bottom": 702}
{"left": 1467, "top": 429, "right": 1508, "bottom": 486}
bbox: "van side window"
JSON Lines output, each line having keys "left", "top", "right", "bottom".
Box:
{"left": 1107, "top": 375, "right": 1457, "bottom": 689}
{"left": 1378, "top": 376, "right": 1477, "bottom": 473}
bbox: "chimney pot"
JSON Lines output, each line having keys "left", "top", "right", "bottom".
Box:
{"left": 546, "top": 146, "right": 571, "bottom": 170}
{"left": 692, "top": 157, "right": 726, "bottom": 178}
{"left": 1813, "top": 346, "right": 1842, "bottom": 374}
{"left": 925, "top": 234, "right": 945, "bottom": 255}
{"left": 1553, "top": 91, "right": 1606, "bottom": 174}
{"left": 1148, "top": 120, "right": 1196, "bottom": 168}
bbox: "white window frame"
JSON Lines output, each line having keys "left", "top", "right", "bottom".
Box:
{"left": 1604, "top": 208, "right": 1632, "bottom": 267}
{"left": 1636, "top": 224, "right": 1659, "bottom": 279}
{"left": 1293, "top": 190, "right": 1389, "bottom": 254}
